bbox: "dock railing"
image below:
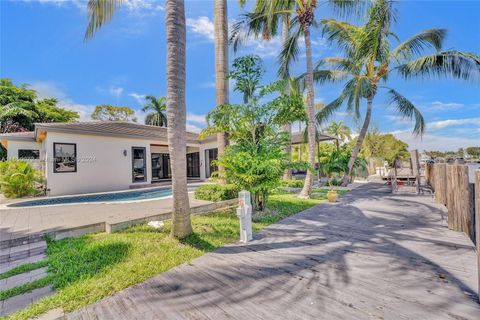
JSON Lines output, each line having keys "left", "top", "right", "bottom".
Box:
{"left": 425, "top": 163, "right": 479, "bottom": 301}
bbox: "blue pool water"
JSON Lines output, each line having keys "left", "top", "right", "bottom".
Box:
{"left": 8, "top": 187, "right": 196, "bottom": 207}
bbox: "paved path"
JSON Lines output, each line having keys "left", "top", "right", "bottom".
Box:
{"left": 0, "top": 194, "right": 210, "bottom": 242}
{"left": 66, "top": 183, "right": 479, "bottom": 320}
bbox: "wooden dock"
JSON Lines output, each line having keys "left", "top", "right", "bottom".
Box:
{"left": 66, "top": 183, "right": 479, "bottom": 320}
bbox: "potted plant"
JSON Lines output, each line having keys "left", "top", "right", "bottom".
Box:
{"left": 320, "top": 151, "right": 345, "bottom": 203}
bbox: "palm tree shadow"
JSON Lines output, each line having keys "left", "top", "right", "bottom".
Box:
{"left": 47, "top": 237, "right": 130, "bottom": 290}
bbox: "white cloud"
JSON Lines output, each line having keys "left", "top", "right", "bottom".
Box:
{"left": 187, "top": 113, "right": 207, "bottom": 125}
{"left": 186, "top": 16, "right": 215, "bottom": 42}
{"left": 96, "top": 85, "right": 124, "bottom": 99}
{"left": 128, "top": 93, "right": 146, "bottom": 106}
{"left": 392, "top": 131, "right": 480, "bottom": 151}
{"left": 30, "top": 81, "right": 95, "bottom": 121}
{"left": 429, "top": 101, "right": 464, "bottom": 110}
{"left": 185, "top": 16, "right": 327, "bottom": 59}
{"left": 428, "top": 117, "right": 480, "bottom": 130}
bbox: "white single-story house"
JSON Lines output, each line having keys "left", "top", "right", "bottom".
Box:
{"left": 0, "top": 121, "right": 336, "bottom": 196}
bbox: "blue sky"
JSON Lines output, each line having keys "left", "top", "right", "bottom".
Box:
{"left": 1, "top": 0, "right": 479, "bottom": 151}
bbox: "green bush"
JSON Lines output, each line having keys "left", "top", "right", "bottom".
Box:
{"left": 194, "top": 184, "right": 239, "bottom": 202}
{"left": 0, "top": 159, "right": 44, "bottom": 198}
{"left": 280, "top": 179, "right": 304, "bottom": 188}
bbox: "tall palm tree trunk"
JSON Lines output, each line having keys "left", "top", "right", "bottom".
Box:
{"left": 281, "top": 15, "right": 292, "bottom": 180}
{"left": 299, "top": 26, "right": 316, "bottom": 199}
{"left": 166, "top": 0, "right": 192, "bottom": 238}
{"left": 214, "top": 0, "right": 229, "bottom": 184}
{"left": 341, "top": 97, "right": 373, "bottom": 186}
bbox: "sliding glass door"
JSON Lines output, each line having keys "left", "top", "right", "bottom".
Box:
{"left": 186, "top": 152, "right": 200, "bottom": 178}
{"left": 151, "top": 153, "right": 171, "bottom": 180}
{"left": 132, "top": 147, "right": 146, "bottom": 182}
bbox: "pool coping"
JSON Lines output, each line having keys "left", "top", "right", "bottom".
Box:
{"left": 2, "top": 183, "right": 208, "bottom": 209}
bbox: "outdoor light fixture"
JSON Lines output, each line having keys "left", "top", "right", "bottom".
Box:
{"left": 123, "top": 150, "right": 127, "bottom": 156}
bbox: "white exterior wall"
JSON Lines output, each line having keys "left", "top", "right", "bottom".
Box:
{"left": 45, "top": 132, "right": 155, "bottom": 196}
{"left": 5, "top": 132, "right": 216, "bottom": 196}
{"left": 6, "top": 140, "right": 43, "bottom": 160}
{"left": 199, "top": 141, "right": 219, "bottom": 180}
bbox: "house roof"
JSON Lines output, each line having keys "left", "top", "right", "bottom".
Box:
{"left": 0, "top": 131, "right": 36, "bottom": 141}
{"left": 33, "top": 121, "right": 214, "bottom": 144}
{"left": 291, "top": 132, "right": 338, "bottom": 144}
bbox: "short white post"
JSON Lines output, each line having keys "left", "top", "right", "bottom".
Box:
{"left": 236, "top": 190, "right": 253, "bottom": 243}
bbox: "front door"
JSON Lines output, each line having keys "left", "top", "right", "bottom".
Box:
{"left": 151, "top": 153, "right": 171, "bottom": 180}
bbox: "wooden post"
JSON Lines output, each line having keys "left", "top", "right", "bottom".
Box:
{"left": 434, "top": 163, "right": 447, "bottom": 205}
{"left": 475, "top": 169, "right": 479, "bottom": 302}
{"left": 446, "top": 165, "right": 455, "bottom": 230}
{"left": 410, "top": 150, "right": 420, "bottom": 194}
{"left": 457, "top": 165, "right": 473, "bottom": 239}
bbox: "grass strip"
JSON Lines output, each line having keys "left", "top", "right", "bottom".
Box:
{"left": 0, "top": 276, "right": 52, "bottom": 301}
{"left": 0, "top": 260, "right": 48, "bottom": 280}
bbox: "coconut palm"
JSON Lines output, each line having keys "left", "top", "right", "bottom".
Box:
{"left": 85, "top": 0, "right": 192, "bottom": 238}
{"left": 142, "top": 96, "right": 167, "bottom": 127}
{"left": 326, "top": 120, "right": 351, "bottom": 151}
{"left": 233, "top": 0, "right": 366, "bottom": 197}
{"left": 214, "top": 0, "right": 229, "bottom": 183}
{"left": 314, "top": 0, "right": 480, "bottom": 186}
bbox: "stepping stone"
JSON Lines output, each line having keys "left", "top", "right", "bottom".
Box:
{"left": 34, "top": 308, "right": 64, "bottom": 320}
{"left": 0, "top": 285, "right": 54, "bottom": 317}
{"left": 0, "top": 267, "right": 48, "bottom": 291}
{"left": 0, "top": 240, "right": 47, "bottom": 264}
{"left": 0, "top": 253, "right": 47, "bottom": 274}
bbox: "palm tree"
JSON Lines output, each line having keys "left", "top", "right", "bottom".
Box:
{"left": 85, "top": 0, "right": 192, "bottom": 238}
{"left": 214, "top": 0, "right": 229, "bottom": 184}
{"left": 326, "top": 121, "right": 351, "bottom": 151}
{"left": 314, "top": 0, "right": 480, "bottom": 186}
{"left": 142, "top": 96, "right": 167, "bottom": 127}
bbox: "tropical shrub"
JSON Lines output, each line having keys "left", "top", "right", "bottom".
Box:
{"left": 280, "top": 179, "right": 304, "bottom": 188}
{"left": 0, "top": 159, "right": 44, "bottom": 198}
{"left": 201, "top": 55, "right": 306, "bottom": 211}
{"left": 194, "top": 184, "right": 239, "bottom": 202}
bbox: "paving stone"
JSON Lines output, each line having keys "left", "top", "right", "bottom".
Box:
{"left": 0, "top": 285, "right": 53, "bottom": 317}
{"left": 0, "top": 267, "right": 48, "bottom": 290}
{"left": 0, "top": 254, "right": 47, "bottom": 274}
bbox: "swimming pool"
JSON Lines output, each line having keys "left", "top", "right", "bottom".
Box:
{"left": 7, "top": 187, "right": 196, "bottom": 208}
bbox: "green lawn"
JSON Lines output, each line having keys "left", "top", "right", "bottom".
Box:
{"left": 3, "top": 191, "right": 333, "bottom": 320}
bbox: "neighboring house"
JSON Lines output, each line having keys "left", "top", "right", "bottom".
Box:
{"left": 0, "top": 122, "right": 336, "bottom": 197}
{"left": 0, "top": 122, "right": 218, "bottom": 196}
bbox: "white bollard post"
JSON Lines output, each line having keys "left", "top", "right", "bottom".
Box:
{"left": 236, "top": 190, "right": 253, "bottom": 243}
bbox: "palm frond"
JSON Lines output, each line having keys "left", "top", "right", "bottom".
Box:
{"left": 396, "top": 50, "right": 480, "bottom": 81}
{"left": 84, "top": 0, "right": 122, "bottom": 41}
{"left": 387, "top": 88, "right": 425, "bottom": 136}
{"left": 391, "top": 29, "right": 446, "bottom": 61}
{"left": 311, "top": 69, "right": 350, "bottom": 84}
{"left": 315, "top": 79, "right": 356, "bottom": 125}
{"left": 278, "top": 22, "right": 303, "bottom": 79}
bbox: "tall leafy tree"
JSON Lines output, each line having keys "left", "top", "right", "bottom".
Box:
{"left": 325, "top": 120, "right": 351, "bottom": 151}
{"left": 142, "top": 96, "right": 167, "bottom": 127}
{"left": 0, "top": 79, "right": 78, "bottom": 133}
{"left": 85, "top": 0, "right": 193, "bottom": 238}
{"left": 214, "top": 0, "right": 229, "bottom": 183}
{"left": 91, "top": 105, "right": 137, "bottom": 122}
{"left": 314, "top": 0, "right": 480, "bottom": 186}
{"left": 232, "top": 0, "right": 296, "bottom": 179}
{"left": 201, "top": 55, "right": 305, "bottom": 210}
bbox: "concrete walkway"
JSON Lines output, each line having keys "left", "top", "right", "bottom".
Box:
{"left": 66, "top": 183, "right": 479, "bottom": 320}
{"left": 0, "top": 194, "right": 210, "bottom": 242}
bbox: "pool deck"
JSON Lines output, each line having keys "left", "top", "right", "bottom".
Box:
{"left": 0, "top": 193, "right": 212, "bottom": 242}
